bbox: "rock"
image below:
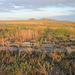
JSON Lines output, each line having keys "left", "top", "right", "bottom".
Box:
{"left": 71, "top": 46, "right": 75, "bottom": 49}
{"left": 41, "top": 43, "right": 54, "bottom": 51}
{"left": 21, "top": 42, "right": 33, "bottom": 47}
{"left": 22, "top": 42, "right": 31, "bottom": 45}
{"left": 55, "top": 44, "right": 60, "bottom": 48}
{"left": 72, "top": 43, "right": 75, "bottom": 46}
{"left": 66, "top": 47, "right": 75, "bottom": 54}
{"left": 0, "top": 47, "right": 18, "bottom": 51}
{"left": 41, "top": 44, "right": 53, "bottom": 48}
{"left": 50, "top": 66, "right": 61, "bottom": 75}
{"left": 10, "top": 44, "right": 19, "bottom": 48}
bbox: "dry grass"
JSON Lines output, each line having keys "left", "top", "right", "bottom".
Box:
{"left": 14, "top": 29, "right": 39, "bottom": 42}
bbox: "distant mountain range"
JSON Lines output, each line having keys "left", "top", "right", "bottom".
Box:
{"left": 26, "top": 18, "right": 74, "bottom": 23}
{"left": 0, "top": 18, "right": 74, "bottom": 23}
{"left": 28, "top": 18, "right": 56, "bottom": 22}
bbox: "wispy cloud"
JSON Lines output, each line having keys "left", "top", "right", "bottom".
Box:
{"left": 50, "top": 13, "right": 75, "bottom": 22}
{"left": 0, "top": 0, "right": 75, "bottom": 21}
{"left": 0, "top": 0, "right": 75, "bottom": 12}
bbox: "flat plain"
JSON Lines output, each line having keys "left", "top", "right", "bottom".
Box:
{"left": 0, "top": 19, "right": 75, "bottom": 75}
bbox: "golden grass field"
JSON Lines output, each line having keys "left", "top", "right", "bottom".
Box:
{"left": 0, "top": 19, "right": 75, "bottom": 75}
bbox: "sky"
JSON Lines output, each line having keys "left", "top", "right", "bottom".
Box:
{"left": 0, "top": 0, "right": 75, "bottom": 21}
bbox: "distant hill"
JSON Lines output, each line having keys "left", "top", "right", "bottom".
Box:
{"left": 40, "top": 18, "right": 56, "bottom": 20}
{"left": 26, "top": 18, "right": 75, "bottom": 23}
{"left": 26, "top": 18, "right": 57, "bottom": 22}
{"left": 0, "top": 18, "right": 74, "bottom": 23}
{"left": 28, "top": 18, "right": 37, "bottom": 20}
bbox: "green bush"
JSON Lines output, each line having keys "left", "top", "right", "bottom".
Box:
{"left": 55, "top": 28, "right": 69, "bottom": 36}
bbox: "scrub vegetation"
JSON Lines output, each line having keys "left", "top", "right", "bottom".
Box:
{"left": 0, "top": 19, "right": 75, "bottom": 75}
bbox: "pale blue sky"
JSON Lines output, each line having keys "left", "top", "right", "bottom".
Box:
{"left": 0, "top": 0, "right": 75, "bottom": 21}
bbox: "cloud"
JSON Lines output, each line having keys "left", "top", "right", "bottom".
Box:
{"left": 0, "top": 0, "right": 75, "bottom": 12}
{"left": 0, "top": 0, "right": 75, "bottom": 21}
{"left": 50, "top": 13, "right": 75, "bottom": 22}
{"left": 32, "top": 8, "right": 47, "bottom": 11}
